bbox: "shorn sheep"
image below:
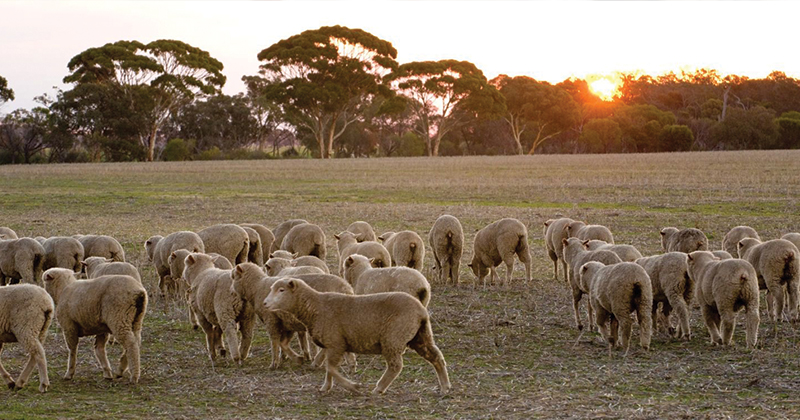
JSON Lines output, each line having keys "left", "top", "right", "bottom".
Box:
{"left": 686, "top": 251, "right": 759, "bottom": 347}
{"left": 543, "top": 217, "right": 574, "bottom": 283}
{"left": 428, "top": 215, "right": 464, "bottom": 286}
{"left": 264, "top": 278, "right": 451, "bottom": 395}
{"left": 0, "top": 237, "right": 45, "bottom": 285}
{"left": 579, "top": 261, "right": 653, "bottom": 355}
{"left": 584, "top": 240, "right": 643, "bottom": 262}
{"left": 335, "top": 231, "right": 391, "bottom": 276}
{"left": 281, "top": 223, "right": 327, "bottom": 260}
{"left": 738, "top": 238, "right": 800, "bottom": 322}
{"left": 722, "top": 226, "right": 760, "bottom": 257}
{"left": 660, "top": 227, "right": 708, "bottom": 253}
{"left": 75, "top": 234, "right": 125, "bottom": 262}
{"left": 562, "top": 238, "right": 623, "bottom": 330}
{"left": 40, "top": 237, "right": 84, "bottom": 273}
{"left": 343, "top": 254, "right": 431, "bottom": 307}
{"left": 197, "top": 224, "right": 250, "bottom": 266}
{"left": 82, "top": 256, "right": 141, "bottom": 283}
{"left": 565, "top": 221, "right": 615, "bottom": 244}
{"left": 469, "top": 218, "right": 531, "bottom": 288}
{"left": 0, "top": 284, "right": 54, "bottom": 393}
{"left": 271, "top": 219, "right": 308, "bottom": 254}
{"left": 378, "top": 231, "right": 425, "bottom": 271}
{"left": 346, "top": 221, "right": 377, "bottom": 242}
{"left": 635, "top": 252, "right": 693, "bottom": 339}
{"left": 43, "top": 268, "right": 147, "bottom": 383}
{"left": 145, "top": 231, "right": 205, "bottom": 297}
{"left": 240, "top": 223, "right": 275, "bottom": 264}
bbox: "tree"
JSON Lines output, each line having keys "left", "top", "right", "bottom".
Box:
{"left": 0, "top": 108, "right": 48, "bottom": 163}
{"left": 0, "top": 75, "right": 14, "bottom": 107}
{"left": 171, "top": 94, "right": 257, "bottom": 152}
{"left": 252, "top": 25, "right": 398, "bottom": 158}
{"left": 709, "top": 106, "right": 779, "bottom": 150}
{"left": 613, "top": 104, "right": 676, "bottom": 152}
{"left": 776, "top": 111, "right": 800, "bottom": 149}
{"left": 658, "top": 125, "right": 694, "bottom": 151}
{"left": 579, "top": 118, "right": 622, "bottom": 153}
{"left": 390, "top": 60, "right": 504, "bottom": 156}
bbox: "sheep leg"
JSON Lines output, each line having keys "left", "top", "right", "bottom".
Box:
{"left": 62, "top": 328, "right": 80, "bottom": 380}
{"left": 312, "top": 348, "right": 326, "bottom": 369}
{"left": 586, "top": 300, "right": 595, "bottom": 332}
{"left": 451, "top": 258, "right": 460, "bottom": 287}
{"left": 571, "top": 287, "right": 584, "bottom": 331}
{"left": 93, "top": 333, "right": 114, "bottom": 380}
{"left": 0, "top": 343, "right": 13, "bottom": 389}
{"left": 503, "top": 258, "right": 515, "bottom": 288}
{"left": 765, "top": 289, "right": 776, "bottom": 322}
{"left": 770, "top": 281, "right": 787, "bottom": 322}
{"left": 548, "top": 249, "right": 558, "bottom": 280}
{"left": 701, "top": 305, "right": 723, "bottom": 345}
{"left": 239, "top": 317, "right": 256, "bottom": 362}
{"left": 279, "top": 331, "right": 304, "bottom": 364}
{"left": 116, "top": 330, "right": 140, "bottom": 384}
{"left": 669, "top": 294, "right": 691, "bottom": 340}
{"left": 745, "top": 305, "right": 760, "bottom": 348}
{"left": 408, "top": 327, "right": 451, "bottom": 394}
{"left": 594, "top": 306, "right": 611, "bottom": 346}
{"left": 560, "top": 259, "right": 569, "bottom": 285}
{"left": 787, "top": 281, "right": 800, "bottom": 322}
{"left": 197, "top": 318, "right": 218, "bottom": 366}
{"left": 222, "top": 321, "right": 242, "bottom": 365}
{"left": 297, "top": 331, "right": 311, "bottom": 361}
{"left": 609, "top": 316, "right": 619, "bottom": 349}
{"left": 374, "top": 352, "right": 404, "bottom": 394}
{"left": 619, "top": 316, "right": 633, "bottom": 357}
{"left": 719, "top": 311, "right": 737, "bottom": 346}
{"left": 322, "top": 350, "right": 358, "bottom": 393}
{"left": 344, "top": 352, "right": 357, "bottom": 374}
{"left": 517, "top": 249, "right": 531, "bottom": 285}
{"left": 660, "top": 302, "right": 675, "bottom": 337}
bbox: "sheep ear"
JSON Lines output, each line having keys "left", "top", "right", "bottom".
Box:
{"left": 334, "top": 234, "right": 341, "bottom": 240}
{"left": 268, "top": 252, "right": 275, "bottom": 259}
{"left": 287, "top": 279, "right": 297, "bottom": 290}
{"left": 660, "top": 229, "right": 667, "bottom": 236}
{"left": 562, "top": 238, "right": 569, "bottom": 246}
{"left": 369, "top": 258, "right": 376, "bottom": 266}
{"left": 697, "top": 241, "right": 704, "bottom": 247}
{"left": 345, "top": 256, "right": 354, "bottom": 267}
{"left": 80, "top": 261, "right": 88, "bottom": 267}
{"left": 104, "top": 258, "right": 113, "bottom": 263}
{"left": 171, "top": 251, "right": 177, "bottom": 259}
{"left": 292, "top": 253, "right": 298, "bottom": 259}
{"left": 187, "top": 255, "right": 196, "bottom": 265}
{"left": 235, "top": 265, "right": 244, "bottom": 274}
{"left": 356, "top": 232, "right": 366, "bottom": 241}
{"left": 582, "top": 240, "right": 590, "bottom": 246}
{"left": 687, "top": 254, "right": 693, "bottom": 261}
{"left": 44, "top": 273, "right": 54, "bottom": 282}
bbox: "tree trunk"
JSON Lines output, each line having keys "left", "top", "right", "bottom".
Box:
{"left": 325, "top": 122, "right": 336, "bottom": 159}
{"left": 315, "top": 131, "right": 326, "bottom": 159}
{"left": 432, "top": 134, "right": 442, "bottom": 157}
{"left": 147, "top": 123, "right": 158, "bottom": 161}
{"left": 720, "top": 86, "right": 731, "bottom": 122}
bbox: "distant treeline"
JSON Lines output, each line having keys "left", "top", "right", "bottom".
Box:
{"left": 1, "top": 26, "right": 799, "bottom": 164}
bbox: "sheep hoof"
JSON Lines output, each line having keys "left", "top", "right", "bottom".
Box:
{"left": 39, "top": 383, "right": 48, "bottom": 393}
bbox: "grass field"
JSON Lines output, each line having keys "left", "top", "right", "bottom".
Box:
{"left": 1, "top": 150, "right": 799, "bottom": 419}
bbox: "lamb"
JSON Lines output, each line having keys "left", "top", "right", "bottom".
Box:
{"left": 263, "top": 278, "right": 451, "bottom": 394}
{"left": 579, "top": 261, "right": 653, "bottom": 354}
{"left": 346, "top": 221, "right": 377, "bottom": 242}
{"left": 146, "top": 231, "right": 205, "bottom": 297}
{"left": 40, "top": 236, "right": 84, "bottom": 273}
{"left": 722, "top": 226, "right": 760, "bottom": 257}
{"left": 74, "top": 235, "right": 125, "bottom": 262}
{"left": 543, "top": 217, "right": 574, "bottom": 282}
{"left": 635, "top": 252, "right": 693, "bottom": 339}
{"left": 183, "top": 253, "right": 255, "bottom": 366}
{"left": 686, "top": 251, "right": 760, "bottom": 347}
{"left": 469, "top": 218, "right": 532, "bottom": 288}
{"left": 0, "top": 238, "right": 46, "bottom": 286}
{"left": 240, "top": 223, "right": 275, "bottom": 264}
{"left": 265, "top": 257, "right": 324, "bottom": 277}
{"left": 738, "top": 238, "right": 800, "bottom": 322}
{"left": 0, "top": 284, "right": 53, "bottom": 393}
{"left": 584, "top": 240, "right": 643, "bottom": 262}
{"left": 660, "top": 227, "right": 708, "bottom": 253}
{"left": 82, "top": 257, "right": 141, "bottom": 283}
{"left": 343, "top": 254, "right": 431, "bottom": 307}
{"left": 281, "top": 223, "right": 327, "bottom": 260}
{"left": 271, "top": 219, "right": 308, "bottom": 254}
{"left": 781, "top": 233, "right": 800, "bottom": 251}
{"left": 378, "top": 231, "right": 426, "bottom": 271}
{"left": 197, "top": 224, "right": 250, "bottom": 266}
{"left": 42, "top": 268, "right": 147, "bottom": 383}
{"left": 335, "top": 231, "right": 391, "bottom": 275}
{"left": 562, "top": 238, "right": 623, "bottom": 330}
{"left": 0, "top": 227, "right": 18, "bottom": 240}
{"left": 565, "top": 221, "right": 615, "bottom": 244}
{"left": 428, "top": 215, "right": 464, "bottom": 286}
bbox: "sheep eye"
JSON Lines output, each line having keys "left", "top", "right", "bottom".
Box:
{"left": 278, "top": 288, "right": 285, "bottom": 293}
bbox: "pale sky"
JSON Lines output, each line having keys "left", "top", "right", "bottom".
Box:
{"left": 1, "top": 1, "right": 799, "bottom": 112}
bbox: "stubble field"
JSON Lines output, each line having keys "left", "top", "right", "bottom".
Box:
{"left": 0, "top": 150, "right": 799, "bottom": 419}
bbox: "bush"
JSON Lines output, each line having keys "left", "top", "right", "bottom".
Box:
{"left": 163, "top": 138, "right": 194, "bottom": 161}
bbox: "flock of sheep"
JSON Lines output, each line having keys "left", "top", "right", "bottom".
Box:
{"left": 0, "top": 217, "right": 798, "bottom": 396}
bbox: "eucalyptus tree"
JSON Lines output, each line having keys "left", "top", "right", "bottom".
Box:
{"left": 0, "top": 75, "right": 14, "bottom": 107}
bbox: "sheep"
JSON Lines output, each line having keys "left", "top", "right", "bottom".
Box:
{"left": 269, "top": 250, "right": 295, "bottom": 260}
{"left": 335, "top": 231, "right": 391, "bottom": 276}
{"left": 292, "top": 255, "right": 330, "bottom": 274}
{"left": 42, "top": 268, "right": 147, "bottom": 383}
{"left": 584, "top": 240, "right": 643, "bottom": 262}
{"left": 0, "top": 227, "right": 18, "bottom": 240}
{"left": 263, "top": 278, "right": 451, "bottom": 395}
{"left": 781, "top": 233, "right": 800, "bottom": 251}
{"left": 265, "top": 257, "right": 325, "bottom": 277}
{"left": 343, "top": 254, "right": 431, "bottom": 307}
{"left": 738, "top": 238, "right": 800, "bottom": 322}
{"left": 240, "top": 223, "right": 275, "bottom": 264}
{"left": 168, "top": 250, "right": 231, "bottom": 330}
{"left": 428, "top": 215, "right": 464, "bottom": 286}
{"left": 146, "top": 231, "right": 205, "bottom": 298}
{"left": 686, "top": 251, "right": 759, "bottom": 347}
{"left": 74, "top": 235, "right": 125, "bottom": 262}
{"left": 40, "top": 236, "right": 84, "bottom": 273}
{"left": 197, "top": 224, "right": 250, "bottom": 266}
{"left": 346, "top": 221, "right": 377, "bottom": 242}
{"left": 281, "top": 223, "right": 327, "bottom": 260}
{"left": 713, "top": 250, "right": 734, "bottom": 260}
{"left": 722, "top": 226, "right": 760, "bottom": 257}
{"left": 562, "top": 238, "right": 623, "bottom": 330}
{"left": 635, "top": 252, "right": 693, "bottom": 339}
{"left": 543, "top": 217, "right": 574, "bottom": 282}
{"left": 378, "top": 231, "right": 425, "bottom": 271}
{"left": 0, "top": 238, "right": 46, "bottom": 286}
{"left": 271, "top": 219, "right": 308, "bottom": 254}
{"left": 565, "top": 221, "right": 615, "bottom": 244}
{"left": 82, "top": 257, "right": 141, "bottom": 283}
{"left": 240, "top": 226, "right": 264, "bottom": 267}
{"left": 579, "top": 261, "right": 653, "bottom": 355}
{"left": 0, "top": 284, "right": 53, "bottom": 393}
{"left": 183, "top": 253, "right": 255, "bottom": 366}
{"left": 469, "top": 218, "right": 532, "bottom": 288}
{"left": 660, "top": 227, "right": 708, "bottom": 253}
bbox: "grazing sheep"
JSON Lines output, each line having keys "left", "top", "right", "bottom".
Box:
{"left": 75, "top": 235, "right": 125, "bottom": 262}
{"left": 343, "top": 254, "right": 431, "bottom": 307}
{"left": 292, "top": 255, "right": 330, "bottom": 274}
{"left": 335, "top": 231, "right": 391, "bottom": 276}
{"left": 197, "top": 224, "right": 250, "bottom": 266}
{"left": 41, "top": 237, "right": 84, "bottom": 273}
{"left": 241, "top": 226, "right": 264, "bottom": 267}
{"left": 584, "top": 240, "right": 643, "bottom": 262}
{"left": 738, "top": 238, "right": 800, "bottom": 322}
{"left": 722, "top": 226, "right": 760, "bottom": 257}
{"left": 635, "top": 252, "right": 693, "bottom": 339}
{"left": 0, "top": 227, "right": 18, "bottom": 240}
{"left": 263, "top": 278, "right": 451, "bottom": 394}
{"left": 0, "top": 238, "right": 46, "bottom": 286}
{"left": 469, "top": 218, "right": 532, "bottom": 288}
{"left": 0, "top": 284, "right": 53, "bottom": 393}
{"left": 562, "top": 238, "right": 623, "bottom": 330}
{"left": 82, "top": 257, "right": 141, "bottom": 283}
{"left": 781, "top": 233, "right": 800, "bottom": 251}
{"left": 42, "top": 268, "right": 147, "bottom": 383}
{"left": 543, "top": 217, "right": 574, "bottom": 283}
{"left": 183, "top": 253, "right": 255, "bottom": 366}
{"left": 565, "top": 221, "right": 615, "bottom": 244}
{"left": 146, "top": 231, "right": 205, "bottom": 298}
{"left": 271, "top": 219, "right": 308, "bottom": 254}
{"left": 240, "top": 223, "right": 275, "bottom": 264}
{"left": 346, "top": 221, "right": 377, "bottom": 242}
{"left": 281, "top": 223, "right": 327, "bottom": 260}
{"left": 686, "top": 251, "right": 759, "bottom": 347}
{"left": 660, "top": 227, "right": 708, "bottom": 253}
{"left": 428, "top": 215, "right": 464, "bottom": 286}
{"left": 580, "top": 262, "right": 653, "bottom": 354}
{"left": 713, "top": 250, "right": 734, "bottom": 260}
{"left": 379, "top": 231, "right": 426, "bottom": 271}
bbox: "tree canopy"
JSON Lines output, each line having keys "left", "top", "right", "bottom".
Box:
{"left": 0, "top": 75, "right": 14, "bottom": 105}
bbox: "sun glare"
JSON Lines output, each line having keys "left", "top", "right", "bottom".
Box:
{"left": 588, "top": 77, "right": 619, "bottom": 101}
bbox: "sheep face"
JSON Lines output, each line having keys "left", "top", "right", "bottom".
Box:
{"left": 468, "top": 257, "right": 488, "bottom": 279}
{"left": 144, "top": 236, "right": 162, "bottom": 262}
{"left": 264, "top": 278, "right": 299, "bottom": 312}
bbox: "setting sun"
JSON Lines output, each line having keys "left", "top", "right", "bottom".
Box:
{"left": 588, "top": 77, "right": 619, "bottom": 101}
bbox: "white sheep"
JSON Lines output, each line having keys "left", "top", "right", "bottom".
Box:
{"left": 660, "top": 227, "right": 708, "bottom": 253}
{"left": 378, "top": 230, "right": 425, "bottom": 271}
{"left": 292, "top": 255, "right": 330, "bottom": 274}
{"left": 469, "top": 218, "right": 531, "bottom": 288}
{"left": 565, "top": 221, "right": 615, "bottom": 244}
{"left": 346, "top": 221, "right": 377, "bottom": 242}
{"left": 635, "top": 252, "right": 693, "bottom": 339}
{"left": 40, "top": 237, "right": 84, "bottom": 273}
{"left": 0, "top": 284, "right": 53, "bottom": 393}
{"left": 562, "top": 237, "right": 623, "bottom": 330}
{"left": 0, "top": 227, "right": 18, "bottom": 240}
{"left": 335, "top": 231, "right": 391, "bottom": 276}
{"left": 240, "top": 223, "right": 275, "bottom": 264}
{"left": 271, "top": 219, "right": 308, "bottom": 254}
{"left": 543, "top": 217, "right": 574, "bottom": 282}
{"left": 82, "top": 256, "right": 141, "bottom": 283}
{"left": 197, "top": 224, "right": 250, "bottom": 266}
{"left": 0, "top": 238, "right": 46, "bottom": 286}
{"left": 265, "top": 257, "right": 324, "bottom": 277}
{"left": 146, "top": 231, "right": 205, "bottom": 298}
{"left": 584, "top": 240, "right": 643, "bottom": 262}
{"left": 343, "top": 254, "right": 431, "bottom": 307}
{"left": 738, "top": 238, "right": 800, "bottom": 322}
{"left": 241, "top": 226, "right": 264, "bottom": 267}
{"left": 722, "top": 226, "right": 760, "bottom": 257}
{"left": 281, "top": 223, "right": 327, "bottom": 260}
{"left": 428, "top": 215, "right": 464, "bottom": 286}
{"left": 74, "top": 234, "right": 125, "bottom": 262}
{"left": 781, "top": 233, "right": 800, "bottom": 251}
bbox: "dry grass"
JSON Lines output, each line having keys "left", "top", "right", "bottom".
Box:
{"left": 1, "top": 150, "right": 799, "bottom": 419}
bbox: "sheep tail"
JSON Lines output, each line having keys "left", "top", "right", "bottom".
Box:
{"left": 515, "top": 234, "right": 527, "bottom": 253}
{"left": 417, "top": 288, "right": 428, "bottom": 305}
{"left": 781, "top": 251, "right": 797, "bottom": 284}
{"left": 42, "top": 309, "right": 53, "bottom": 335}
{"left": 133, "top": 291, "right": 147, "bottom": 325}
{"left": 630, "top": 282, "right": 642, "bottom": 311}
